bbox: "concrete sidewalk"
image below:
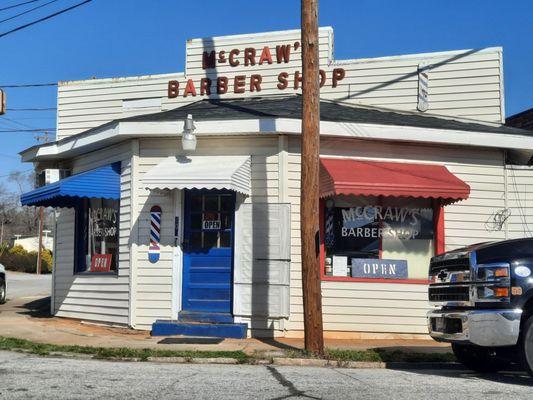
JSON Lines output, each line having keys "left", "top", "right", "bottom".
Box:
{"left": 0, "top": 296, "right": 451, "bottom": 355}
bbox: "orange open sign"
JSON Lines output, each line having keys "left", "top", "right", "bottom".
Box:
{"left": 91, "top": 254, "right": 112, "bottom": 272}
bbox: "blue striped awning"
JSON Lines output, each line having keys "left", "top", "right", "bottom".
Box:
{"left": 21, "top": 163, "right": 121, "bottom": 208}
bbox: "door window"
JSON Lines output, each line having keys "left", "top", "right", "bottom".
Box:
{"left": 188, "top": 192, "right": 233, "bottom": 249}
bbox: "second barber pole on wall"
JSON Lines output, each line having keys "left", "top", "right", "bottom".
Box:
{"left": 149, "top": 205, "right": 162, "bottom": 263}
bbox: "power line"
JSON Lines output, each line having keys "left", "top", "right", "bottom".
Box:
{"left": 0, "top": 0, "right": 93, "bottom": 39}
{"left": 6, "top": 107, "right": 56, "bottom": 111}
{"left": 0, "top": 128, "right": 56, "bottom": 132}
{"left": 0, "top": 153, "right": 20, "bottom": 159}
{"left": 0, "top": 0, "right": 40, "bottom": 12}
{"left": 0, "top": 169, "right": 32, "bottom": 178}
{"left": 0, "top": 0, "right": 61, "bottom": 24}
{"left": 1, "top": 116, "right": 55, "bottom": 120}
{"left": 1, "top": 115, "right": 37, "bottom": 130}
{"left": 0, "top": 83, "right": 56, "bottom": 88}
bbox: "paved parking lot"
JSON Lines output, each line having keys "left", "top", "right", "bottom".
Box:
{"left": 4, "top": 271, "right": 50, "bottom": 301}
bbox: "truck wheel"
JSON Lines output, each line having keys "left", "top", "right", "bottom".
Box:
{"left": 521, "top": 316, "right": 533, "bottom": 377}
{"left": 452, "top": 343, "right": 502, "bottom": 373}
{"left": 0, "top": 276, "right": 5, "bottom": 304}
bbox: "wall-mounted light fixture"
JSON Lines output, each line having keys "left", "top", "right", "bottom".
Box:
{"left": 182, "top": 114, "right": 196, "bottom": 151}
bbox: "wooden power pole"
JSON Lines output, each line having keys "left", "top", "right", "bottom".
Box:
{"left": 35, "top": 132, "right": 51, "bottom": 275}
{"left": 36, "top": 206, "right": 44, "bottom": 274}
{"left": 300, "top": 0, "right": 324, "bottom": 354}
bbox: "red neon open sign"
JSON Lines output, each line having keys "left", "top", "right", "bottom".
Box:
{"left": 90, "top": 254, "right": 112, "bottom": 272}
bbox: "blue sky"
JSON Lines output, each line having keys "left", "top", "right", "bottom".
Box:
{"left": 0, "top": 0, "right": 532, "bottom": 190}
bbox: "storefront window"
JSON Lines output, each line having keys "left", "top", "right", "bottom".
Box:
{"left": 323, "top": 196, "right": 434, "bottom": 280}
{"left": 75, "top": 198, "right": 119, "bottom": 273}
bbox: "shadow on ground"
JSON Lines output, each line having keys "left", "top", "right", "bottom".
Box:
{"left": 15, "top": 296, "right": 51, "bottom": 318}
{"left": 157, "top": 337, "right": 224, "bottom": 345}
{"left": 391, "top": 365, "right": 533, "bottom": 386}
{"left": 256, "top": 338, "right": 301, "bottom": 351}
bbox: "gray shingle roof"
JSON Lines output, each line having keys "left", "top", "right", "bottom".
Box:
{"left": 121, "top": 95, "right": 530, "bottom": 136}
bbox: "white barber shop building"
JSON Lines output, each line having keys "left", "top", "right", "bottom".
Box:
{"left": 20, "top": 27, "right": 533, "bottom": 338}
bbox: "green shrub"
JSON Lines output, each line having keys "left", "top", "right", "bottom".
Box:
{"left": 9, "top": 244, "right": 26, "bottom": 256}
{"left": 40, "top": 249, "right": 53, "bottom": 273}
{"left": 0, "top": 245, "right": 53, "bottom": 274}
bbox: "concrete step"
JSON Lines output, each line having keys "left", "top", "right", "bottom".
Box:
{"left": 178, "top": 311, "right": 234, "bottom": 324}
{"left": 151, "top": 320, "right": 247, "bottom": 339}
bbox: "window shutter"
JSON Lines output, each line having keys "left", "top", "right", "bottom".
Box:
{"left": 234, "top": 203, "right": 291, "bottom": 318}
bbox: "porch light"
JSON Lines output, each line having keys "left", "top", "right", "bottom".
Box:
{"left": 182, "top": 114, "right": 197, "bottom": 151}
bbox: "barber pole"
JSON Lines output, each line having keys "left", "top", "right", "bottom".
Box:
{"left": 149, "top": 205, "right": 162, "bottom": 263}
{"left": 417, "top": 61, "right": 430, "bottom": 112}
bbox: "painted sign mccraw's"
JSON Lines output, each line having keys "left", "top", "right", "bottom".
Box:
{"left": 167, "top": 40, "right": 346, "bottom": 98}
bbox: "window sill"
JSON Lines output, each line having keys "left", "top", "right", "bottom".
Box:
{"left": 74, "top": 271, "right": 119, "bottom": 277}
{"left": 321, "top": 276, "right": 429, "bottom": 285}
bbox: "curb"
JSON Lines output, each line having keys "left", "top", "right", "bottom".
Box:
{"left": 272, "top": 358, "right": 388, "bottom": 368}
{"left": 148, "top": 356, "right": 240, "bottom": 364}
{"left": 6, "top": 348, "right": 460, "bottom": 369}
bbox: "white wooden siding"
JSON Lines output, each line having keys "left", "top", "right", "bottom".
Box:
{"left": 51, "top": 133, "right": 533, "bottom": 334}
{"left": 505, "top": 166, "right": 533, "bottom": 239}
{"left": 132, "top": 136, "right": 281, "bottom": 330}
{"left": 56, "top": 29, "right": 504, "bottom": 140}
{"left": 286, "top": 136, "right": 509, "bottom": 334}
{"left": 52, "top": 142, "right": 132, "bottom": 325}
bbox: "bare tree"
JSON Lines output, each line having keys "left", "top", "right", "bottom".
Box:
{"left": 0, "top": 170, "right": 53, "bottom": 243}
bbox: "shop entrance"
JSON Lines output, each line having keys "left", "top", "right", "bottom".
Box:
{"left": 182, "top": 189, "right": 235, "bottom": 316}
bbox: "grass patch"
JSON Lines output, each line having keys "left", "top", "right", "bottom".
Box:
{"left": 0, "top": 336, "right": 455, "bottom": 365}
{"left": 0, "top": 336, "right": 250, "bottom": 362}
{"left": 283, "top": 348, "right": 455, "bottom": 363}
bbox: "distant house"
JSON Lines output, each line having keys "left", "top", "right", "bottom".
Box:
{"left": 13, "top": 235, "right": 54, "bottom": 253}
{"left": 506, "top": 108, "right": 533, "bottom": 131}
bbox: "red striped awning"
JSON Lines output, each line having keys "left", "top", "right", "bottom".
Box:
{"left": 320, "top": 158, "right": 470, "bottom": 205}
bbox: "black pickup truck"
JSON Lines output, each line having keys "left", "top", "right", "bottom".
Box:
{"left": 427, "top": 238, "right": 533, "bottom": 376}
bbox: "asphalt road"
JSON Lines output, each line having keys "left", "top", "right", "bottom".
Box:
{"left": 0, "top": 351, "right": 532, "bottom": 400}
{"left": 4, "top": 271, "right": 50, "bottom": 301}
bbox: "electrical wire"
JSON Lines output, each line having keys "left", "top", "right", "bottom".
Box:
{"left": 0, "top": 83, "right": 56, "bottom": 87}
{"left": 0, "top": 0, "right": 61, "bottom": 24}
{"left": 509, "top": 167, "right": 532, "bottom": 236}
{"left": 1, "top": 115, "right": 37, "bottom": 129}
{"left": 0, "top": 153, "right": 19, "bottom": 159}
{"left": 6, "top": 107, "right": 56, "bottom": 111}
{"left": 0, "top": 0, "right": 92, "bottom": 39}
{"left": 0, "top": 0, "right": 40, "bottom": 13}
{"left": 0, "top": 128, "right": 56, "bottom": 132}
{"left": 0, "top": 169, "right": 32, "bottom": 178}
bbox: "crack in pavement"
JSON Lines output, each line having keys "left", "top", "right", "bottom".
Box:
{"left": 152, "top": 370, "right": 201, "bottom": 397}
{"left": 266, "top": 366, "right": 322, "bottom": 400}
{"left": 331, "top": 368, "right": 373, "bottom": 388}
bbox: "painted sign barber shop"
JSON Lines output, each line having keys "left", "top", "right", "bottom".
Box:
{"left": 327, "top": 205, "right": 433, "bottom": 254}
{"left": 167, "top": 41, "right": 346, "bottom": 98}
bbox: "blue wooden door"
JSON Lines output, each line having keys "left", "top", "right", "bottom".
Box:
{"left": 182, "top": 190, "right": 235, "bottom": 314}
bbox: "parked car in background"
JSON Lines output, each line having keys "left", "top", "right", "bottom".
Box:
{"left": 0, "top": 263, "right": 6, "bottom": 304}
{"left": 427, "top": 238, "right": 533, "bottom": 376}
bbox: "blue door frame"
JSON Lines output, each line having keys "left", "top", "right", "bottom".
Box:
{"left": 182, "top": 189, "right": 235, "bottom": 316}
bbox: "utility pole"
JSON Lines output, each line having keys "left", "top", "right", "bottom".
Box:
{"left": 36, "top": 206, "right": 44, "bottom": 274}
{"left": 300, "top": 0, "right": 324, "bottom": 354}
{"left": 35, "top": 131, "right": 50, "bottom": 275}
